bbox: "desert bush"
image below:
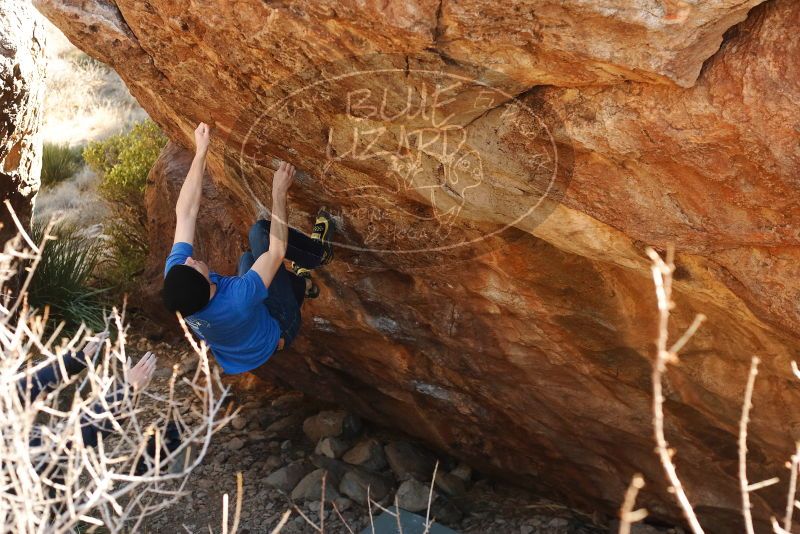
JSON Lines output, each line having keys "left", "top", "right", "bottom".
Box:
{"left": 0, "top": 213, "right": 230, "bottom": 533}
{"left": 27, "top": 221, "right": 107, "bottom": 334}
{"left": 84, "top": 120, "right": 166, "bottom": 292}
{"left": 40, "top": 142, "right": 82, "bottom": 188}
{"left": 83, "top": 119, "right": 165, "bottom": 199}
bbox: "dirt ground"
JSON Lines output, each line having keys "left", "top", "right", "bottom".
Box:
{"left": 128, "top": 328, "right": 680, "bottom": 534}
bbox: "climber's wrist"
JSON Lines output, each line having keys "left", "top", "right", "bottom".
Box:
{"left": 272, "top": 185, "right": 289, "bottom": 200}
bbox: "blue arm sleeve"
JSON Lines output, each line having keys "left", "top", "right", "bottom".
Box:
{"left": 18, "top": 351, "right": 88, "bottom": 400}
{"left": 165, "top": 242, "right": 194, "bottom": 276}
{"left": 236, "top": 269, "right": 269, "bottom": 306}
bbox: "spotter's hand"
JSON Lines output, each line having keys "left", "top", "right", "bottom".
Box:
{"left": 128, "top": 351, "right": 157, "bottom": 392}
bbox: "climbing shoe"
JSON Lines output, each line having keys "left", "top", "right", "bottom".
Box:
{"left": 291, "top": 262, "right": 312, "bottom": 279}
{"left": 290, "top": 263, "right": 320, "bottom": 299}
{"left": 312, "top": 210, "right": 335, "bottom": 265}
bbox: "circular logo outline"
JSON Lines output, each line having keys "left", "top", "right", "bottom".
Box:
{"left": 224, "top": 56, "right": 572, "bottom": 261}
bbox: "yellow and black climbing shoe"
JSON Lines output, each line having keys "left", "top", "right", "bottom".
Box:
{"left": 291, "top": 263, "right": 320, "bottom": 298}
{"left": 312, "top": 209, "right": 335, "bottom": 265}
{"left": 291, "top": 262, "right": 312, "bottom": 279}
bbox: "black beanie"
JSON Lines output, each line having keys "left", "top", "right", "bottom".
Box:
{"left": 162, "top": 264, "right": 211, "bottom": 317}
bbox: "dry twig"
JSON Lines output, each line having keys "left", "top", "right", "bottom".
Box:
{"left": 618, "top": 474, "right": 647, "bottom": 534}
{"left": 0, "top": 208, "right": 231, "bottom": 533}
{"left": 646, "top": 246, "right": 705, "bottom": 534}
{"left": 740, "top": 357, "right": 761, "bottom": 534}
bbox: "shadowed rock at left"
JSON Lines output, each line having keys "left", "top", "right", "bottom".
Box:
{"left": 0, "top": 0, "right": 44, "bottom": 241}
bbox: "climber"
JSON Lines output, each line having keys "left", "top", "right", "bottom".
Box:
{"left": 161, "top": 122, "right": 334, "bottom": 374}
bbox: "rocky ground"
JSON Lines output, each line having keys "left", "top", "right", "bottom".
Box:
{"left": 129, "top": 333, "right": 681, "bottom": 534}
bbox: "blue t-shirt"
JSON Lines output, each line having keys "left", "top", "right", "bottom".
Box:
{"left": 164, "top": 242, "right": 281, "bottom": 374}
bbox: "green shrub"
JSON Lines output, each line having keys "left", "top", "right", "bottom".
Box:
{"left": 83, "top": 119, "right": 166, "bottom": 201}
{"left": 83, "top": 120, "right": 166, "bottom": 293}
{"left": 28, "top": 222, "right": 108, "bottom": 334}
{"left": 41, "top": 143, "right": 82, "bottom": 188}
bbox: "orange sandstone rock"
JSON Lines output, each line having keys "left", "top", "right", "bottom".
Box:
{"left": 36, "top": 0, "right": 800, "bottom": 529}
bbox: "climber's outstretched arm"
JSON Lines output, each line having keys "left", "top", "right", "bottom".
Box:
{"left": 251, "top": 161, "right": 296, "bottom": 287}
{"left": 173, "top": 123, "right": 211, "bottom": 246}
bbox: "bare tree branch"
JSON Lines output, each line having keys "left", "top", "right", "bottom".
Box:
{"left": 739, "top": 356, "right": 761, "bottom": 534}
{"left": 0, "top": 219, "right": 231, "bottom": 533}
{"left": 645, "top": 246, "right": 704, "bottom": 534}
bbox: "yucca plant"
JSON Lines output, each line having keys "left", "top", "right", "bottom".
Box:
{"left": 41, "top": 142, "right": 83, "bottom": 188}
{"left": 27, "top": 222, "right": 108, "bottom": 334}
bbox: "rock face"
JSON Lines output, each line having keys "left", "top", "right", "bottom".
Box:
{"left": 37, "top": 0, "right": 800, "bottom": 530}
{"left": 1, "top": 1, "right": 44, "bottom": 242}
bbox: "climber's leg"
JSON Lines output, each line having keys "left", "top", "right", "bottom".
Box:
{"left": 237, "top": 250, "right": 256, "bottom": 277}
{"left": 288, "top": 270, "right": 306, "bottom": 307}
{"left": 248, "top": 219, "right": 326, "bottom": 269}
{"left": 263, "top": 263, "right": 303, "bottom": 348}
{"left": 290, "top": 210, "right": 335, "bottom": 282}
{"left": 243, "top": 225, "right": 304, "bottom": 345}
